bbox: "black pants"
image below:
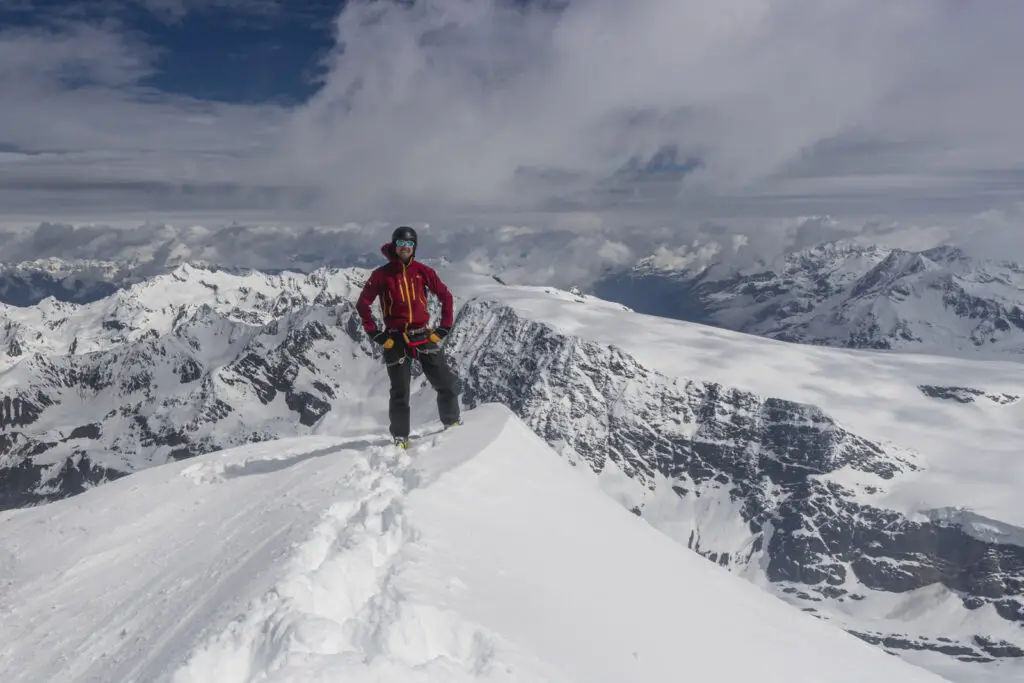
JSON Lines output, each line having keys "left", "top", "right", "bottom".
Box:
{"left": 384, "top": 339, "right": 460, "bottom": 438}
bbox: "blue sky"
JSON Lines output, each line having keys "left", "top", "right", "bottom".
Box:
{"left": 0, "top": 0, "right": 1022, "bottom": 249}
{"left": 0, "top": 0, "right": 340, "bottom": 103}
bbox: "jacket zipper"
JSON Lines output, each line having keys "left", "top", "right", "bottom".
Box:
{"left": 401, "top": 263, "right": 413, "bottom": 330}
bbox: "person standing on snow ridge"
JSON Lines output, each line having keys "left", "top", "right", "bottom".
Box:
{"left": 355, "top": 225, "right": 461, "bottom": 447}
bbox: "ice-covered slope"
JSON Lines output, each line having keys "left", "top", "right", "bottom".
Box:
{"left": 593, "top": 241, "right": 1024, "bottom": 360}
{"left": 0, "top": 404, "right": 950, "bottom": 683}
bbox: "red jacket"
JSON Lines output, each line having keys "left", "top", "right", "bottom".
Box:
{"left": 356, "top": 243, "right": 454, "bottom": 334}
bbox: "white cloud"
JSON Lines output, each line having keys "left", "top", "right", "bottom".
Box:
{"left": 3, "top": 206, "right": 1024, "bottom": 292}
{"left": 596, "top": 240, "right": 633, "bottom": 268}
{"left": 282, "top": 0, "right": 1024, "bottom": 220}
{"left": 0, "top": 0, "right": 1022, "bottom": 245}
{"left": 647, "top": 242, "right": 722, "bottom": 272}
{"left": 0, "top": 21, "right": 151, "bottom": 86}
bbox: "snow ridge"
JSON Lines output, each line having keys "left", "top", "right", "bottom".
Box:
{"left": 171, "top": 434, "right": 541, "bottom": 683}
{"left": 1, "top": 406, "right": 958, "bottom": 683}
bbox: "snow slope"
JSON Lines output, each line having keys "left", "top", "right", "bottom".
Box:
{"left": 0, "top": 404, "right": 951, "bottom": 683}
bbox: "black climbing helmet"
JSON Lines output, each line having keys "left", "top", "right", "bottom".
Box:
{"left": 391, "top": 226, "right": 417, "bottom": 246}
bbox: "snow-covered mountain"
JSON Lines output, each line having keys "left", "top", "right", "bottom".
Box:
{"left": 0, "top": 257, "right": 145, "bottom": 306}
{"left": 0, "top": 263, "right": 377, "bottom": 507}
{"left": 592, "top": 240, "right": 1024, "bottom": 360}
{"left": 2, "top": 262, "right": 1023, "bottom": 681}
{"left": 0, "top": 405, "right": 953, "bottom": 683}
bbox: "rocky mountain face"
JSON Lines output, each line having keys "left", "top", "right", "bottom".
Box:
{"left": 2, "top": 263, "right": 1021, "bottom": 679}
{"left": 593, "top": 240, "right": 1024, "bottom": 359}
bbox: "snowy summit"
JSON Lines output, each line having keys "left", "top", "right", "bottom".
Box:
{"left": 0, "top": 404, "right": 950, "bottom": 683}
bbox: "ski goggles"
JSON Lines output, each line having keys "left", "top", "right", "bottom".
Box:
{"left": 395, "top": 239, "right": 415, "bottom": 247}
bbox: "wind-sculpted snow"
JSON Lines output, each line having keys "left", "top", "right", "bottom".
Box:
{"left": 447, "top": 296, "right": 1024, "bottom": 675}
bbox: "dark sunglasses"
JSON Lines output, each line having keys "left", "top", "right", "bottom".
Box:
{"left": 395, "top": 239, "right": 415, "bottom": 247}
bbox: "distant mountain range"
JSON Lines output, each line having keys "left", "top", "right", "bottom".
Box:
{"left": 12, "top": 238, "right": 1024, "bottom": 363}
{"left": 0, "top": 257, "right": 141, "bottom": 307}
{"left": 593, "top": 240, "right": 1024, "bottom": 360}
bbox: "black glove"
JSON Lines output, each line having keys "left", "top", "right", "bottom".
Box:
{"left": 369, "top": 330, "right": 394, "bottom": 349}
{"left": 429, "top": 327, "right": 451, "bottom": 343}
